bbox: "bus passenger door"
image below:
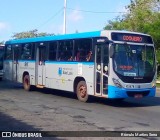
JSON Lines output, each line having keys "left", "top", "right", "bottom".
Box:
{"left": 36, "top": 43, "right": 46, "bottom": 86}
{"left": 95, "top": 44, "right": 108, "bottom": 96}
{"left": 12, "top": 45, "right": 20, "bottom": 82}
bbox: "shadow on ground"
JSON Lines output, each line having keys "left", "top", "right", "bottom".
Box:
{"left": 1, "top": 80, "right": 160, "bottom": 108}
{"left": 37, "top": 87, "right": 160, "bottom": 108}
{"left": 0, "top": 111, "right": 63, "bottom": 140}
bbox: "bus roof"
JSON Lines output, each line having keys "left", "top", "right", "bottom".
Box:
{"left": 5, "top": 31, "right": 101, "bottom": 44}
{"left": 105, "top": 30, "right": 151, "bottom": 36}
{"left": 5, "top": 30, "right": 152, "bottom": 45}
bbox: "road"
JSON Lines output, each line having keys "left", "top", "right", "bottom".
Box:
{"left": 0, "top": 80, "right": 160, "bottom": 139}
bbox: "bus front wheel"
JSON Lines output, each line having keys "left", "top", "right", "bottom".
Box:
{"left": 76, "top": 81, "right": 88, "bottom": 102}
{"left": 23, "top": 75, "right": 32, "bottom": 91}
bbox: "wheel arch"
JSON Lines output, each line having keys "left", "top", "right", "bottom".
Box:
{"left": 22, "top": 71, "right": 29, "bottom": 82}
{"left": 73, "top": 76, "right": 86, "bottom": 93}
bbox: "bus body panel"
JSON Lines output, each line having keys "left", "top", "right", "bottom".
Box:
{"left": 4, "top": 60, "right": 13, "bottom": 81}
{"left": 18, "top": 60, "right": 36, "bottom": 85}
{"left": 44, "top": 61, "right": 94, "bottom": 95}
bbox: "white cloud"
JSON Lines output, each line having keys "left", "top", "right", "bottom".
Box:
{"left": 0, "top": 22, "right": 9, "bottom": 31}
{"left": 68, "top": 10, "right": 83, "bottom": 22}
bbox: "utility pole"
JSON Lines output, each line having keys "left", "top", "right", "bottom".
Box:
{"left": 63, "top": 0, "right": 67, "bottom": 34}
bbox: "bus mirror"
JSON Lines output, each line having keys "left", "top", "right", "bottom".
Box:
{"left": 110, "top": 45, "right": 115, "bottom": 58}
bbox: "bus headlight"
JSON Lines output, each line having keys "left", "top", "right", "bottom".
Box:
{"left": 152, "top": 82, "right": 156, "bottom": 88}
{"left": 112, "top": 78, "right": 123, "bottom": 88}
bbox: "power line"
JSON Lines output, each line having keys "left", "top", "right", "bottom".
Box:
{"left": 67, "top": 7, "right": 127, "bottom": 14}
{"left": 37, "top": 7, "right": 63, "bottom": 29}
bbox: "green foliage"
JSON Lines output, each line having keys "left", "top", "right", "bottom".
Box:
{"left": 12, "top": 29, "right": 54, "bottom": 39}
{"left": 104, "top": 0, "right": 160, "bottom": 50}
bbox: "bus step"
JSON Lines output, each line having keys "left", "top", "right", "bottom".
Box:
{"left": 36, "top": 85, "right": 44, "bottom": 88}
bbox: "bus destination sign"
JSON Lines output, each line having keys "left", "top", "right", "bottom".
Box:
{"left": 111, "top": 32, "right": 153, "bottom": 44}
{"left": 123, "top": 35, "right": 142, "bottom": 42}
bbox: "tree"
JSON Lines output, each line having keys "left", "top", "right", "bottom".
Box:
{"left": 104, "top": 0, "right": 160, "bottom": 48}
{"left": 12, "top": 29, "right": 54, "bottom": 39}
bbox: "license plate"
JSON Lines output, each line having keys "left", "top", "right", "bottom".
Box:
{"left": 134, "top": 94, "right": 143, "bottom": 98}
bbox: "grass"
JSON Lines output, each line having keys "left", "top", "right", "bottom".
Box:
{"left": 156, "top": 74, "right": 160, "bottom": 88}
{"left": 156, "top": 83, "right": 160, "bottom": 88}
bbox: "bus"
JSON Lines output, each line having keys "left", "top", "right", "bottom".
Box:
{"left": 0, "top": 45, "right": 4, "bottom": 81}
{"left": 3, "top": 30, "right": 156, "bottom": 102}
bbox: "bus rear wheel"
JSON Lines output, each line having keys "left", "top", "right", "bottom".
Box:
{"left": 23, "top": 75, "right": 32, "bottom": 91}
{"left": 76, "top": 81, "right": 88, "bottom": 102}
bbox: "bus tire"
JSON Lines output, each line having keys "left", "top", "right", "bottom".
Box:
{"left": 76, "top": 81, "right": 88, "bottom": 102}
{"left": 23, "top": 75, "right": 32, "bottom": 91}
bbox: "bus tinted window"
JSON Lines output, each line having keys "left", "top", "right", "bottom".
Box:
{"left": 74, "top": 39, "right": 92, "bottom": 62}
{"left": 58, "top": 40, "right": 73, "bottom": 61}
{"left": 49, "top": 42, "right": 57, "bottom": 61}
{"left": 5, "top": 45, "right": 12, "bottom": 59}
{"left": 21, "top": 43, "right": 34, "bottom": 60}
{"left": 0, "top": 47, "right": 3, "bottom": 70}
{"left": 13, "top": 44, "right": 21, "bottom": 60}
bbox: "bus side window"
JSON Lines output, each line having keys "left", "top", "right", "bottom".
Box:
{"left": 49, "top": 42, "right": 57, "bottom": 61}
{"left": 74, "top": 38, "right": 92, "bottom": 62}
{"left": 21, "top": 43, "right": 33, "bottom": 60}
{"left": 58, "top": 40, "right": 73, "bottom": 61}
{"left": 5, "top": 45, "right": 12, "bottom": 60}
{"left": 86, "top": 51, "right": 92, "bottom": 61}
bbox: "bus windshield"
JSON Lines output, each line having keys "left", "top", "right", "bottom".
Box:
{"left": 113, "top": 43, "right": 155, "bottom": 83}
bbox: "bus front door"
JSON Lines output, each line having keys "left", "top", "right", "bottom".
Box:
{"left": 36, "top": 44, "right": 46, "bottom": 86}
{"left": 12, "top": 45, "right": 20, "bottom": 82}
{"left": 95, "top": 44, "right": 108, "bottom": 96}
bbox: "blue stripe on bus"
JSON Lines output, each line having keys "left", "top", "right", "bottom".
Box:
{"left": 18, "top": 60, "right": 35, "bottom": 63}
{"left": 5, "top": 31, "right": 101, "bottom": 44}
{"left": 4, "top": 60, "right": 94, "bottom": 65}
{"left": 45, "top": 61, "right": 94, "bottom": 65}
{"left": 108, "top": 85, "right": 156, "bottom": 98}
{"left": 4, "top": 60, "right": 36, "bottom": 63}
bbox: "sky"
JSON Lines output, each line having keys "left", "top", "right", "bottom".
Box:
{"left": 0, "top": 0, "right": 131, "bottom": 41}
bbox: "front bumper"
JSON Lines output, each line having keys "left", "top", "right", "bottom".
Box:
{"left": 108, "top": 85, "right": 156, "bottom": 98}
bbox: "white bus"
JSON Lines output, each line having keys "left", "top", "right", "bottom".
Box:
{"left": 4, "top": 30, "right": 156, "bottom": 102}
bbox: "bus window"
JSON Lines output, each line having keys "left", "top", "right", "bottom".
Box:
{"left": 5, "top": 45, "right": 12, "bottom": 60}
{"left": 13, "top": 44, "right": 21, "bottom": 60}
{"left": 0, "top": 47, "right": 3, "bottom": 70}
{"left": 21, "top": 43, "right": 34, "bottom": 60}
{"left": 58, "top": 40, "right": 73, "bottom": 61}
{"left": 49, "top": 42, "right": 57, "bottom": 61}
{"left": 74, "top": 39, "right": 92, "bottom": 62}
